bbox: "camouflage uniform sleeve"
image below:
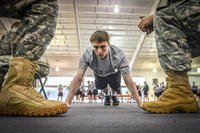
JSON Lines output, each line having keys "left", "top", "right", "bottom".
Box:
{"left": 0, "top": 0, "right": 58, "bottom": 60}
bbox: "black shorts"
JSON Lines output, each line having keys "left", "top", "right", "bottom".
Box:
{"left": 95, "top": 72, "right": 121, "bottom": 91}
{"left": 58, "top": 92, "right": 63, "bottom": 97}
{"left": 192, "top": 89, "right": 197, "bottom": 94}
{"left": 144, "top": 91, "right": 148, "bottom": 96}
{"left": 87, "top": 90, "right": 93, "bottom": 96}
{"left": 93, "top": 89, "right": 98, "bottom": 96}
{"left": 76, "top": 90, "right": 82, "bottom": 95}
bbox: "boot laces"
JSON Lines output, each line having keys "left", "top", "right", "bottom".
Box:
{"left": 23, "top": 69, "right": 45, "bottom": 100}
{"left": 29, "top": 87, "right": 45, "bottom": 100}
{"left": 20, "top": 86, "right": 45, "bottom": 100}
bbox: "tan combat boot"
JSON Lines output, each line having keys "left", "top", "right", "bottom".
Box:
{"left": 142, "top": 71, "right": 199, "bottom": 113}
{"left": 0, "top": 57, "right": 67, "bottom": 116}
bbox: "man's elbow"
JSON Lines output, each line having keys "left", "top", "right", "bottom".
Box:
{"left": 74, "top": 74, "right": 83, "bottom": 83}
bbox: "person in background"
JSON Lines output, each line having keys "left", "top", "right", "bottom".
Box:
{"left": 191, "top": 82, "right": 198, "bottom": 95}
{"left": 57, "top": 84, "right": 64, "bottom": 101}
{"left": 142, "top": 81, "right": 149, "bottom": 102}
{"left": 79, "top": 84, "right": 86, "bottom": 103}
{"left": 98, "top": 90, "right": 105, "bottom": 103}
{"left": 87, "top": 81, "right": 93, "bottom": 103}
{"left": 137, "top": 85, "right": 142, "bottom": 99}
{"left": 93, "top": 85, "right": 98, "bottom": 103}
{"left": 104, "top": 85, "right": 117, "bottom": 106}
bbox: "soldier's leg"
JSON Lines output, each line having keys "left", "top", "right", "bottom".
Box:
{"left": 0, "top": 23, "right": 15, "bottom": 88}
{"left": 0, "top": 0, "right": 67, "bottom": 116}
{"left": 109, "top": 72, "right": 121, "bottom": 106}
{"left": 142, "top": 0, "right": 199, "bottom": 113}
{"left": 94, "top": 75, "right": 111, "bottom": 106}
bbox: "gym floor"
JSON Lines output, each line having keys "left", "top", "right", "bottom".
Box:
{"left": 0, "top": 103, "right": 199, "bottom": 133}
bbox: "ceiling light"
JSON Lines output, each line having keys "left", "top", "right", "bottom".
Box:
{"left": 197, "top": 68, "right": 200, "bottom": 73}
{"left": 55, "top": 67, "right": 60, "bottom": 72}
{"left": 114, "top": 5, "right": 119, "bottom": 13}
{"left": 152, "top": 67, "right": 157, "bottom": 73}
{"left": 108, "top": 26, "right": 113, "bottom": 29}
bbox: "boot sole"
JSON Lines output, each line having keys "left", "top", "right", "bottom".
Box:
{"left": 104, "top": 103, "right": 111, "bottom": 106}
{"left": 113, "top": 103, "right": 120, "bottom": 106}
{"left": 142, "top": 102, "right": 200, "bottom": 114}
{"left": 0, "top": 104, "right": 68, "bottom": 117}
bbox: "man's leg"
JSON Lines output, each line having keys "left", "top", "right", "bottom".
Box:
{"left": 94, "top": 75, "right": 111, "bottom": 106}
{"left": 142, "top": 0, "right": 200, "bottom": 113}
{"left": 109, "top": 72, "right": 121, "bottom": 106}
{"left": 0, "top": 0, "right": 67, "bottom": 116}
{"left": 104, "top": 95, "right": 111, "bottom": 106}
{"left": 102, "top": 87, "right": 111, "bottom": 106}
{"left": 111, "top": 95, "right": 120, "bottom": 106}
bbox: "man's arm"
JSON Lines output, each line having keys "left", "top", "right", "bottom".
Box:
{"left": 122, "top": 72, "right": 142, "bottom": 107}
{"left": 65, "top": 68, "right": 86, "bottom": 107}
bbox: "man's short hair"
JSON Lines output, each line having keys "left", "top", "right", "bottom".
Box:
{"left": 90, "top": 30, "right": 110, "bottom": 43}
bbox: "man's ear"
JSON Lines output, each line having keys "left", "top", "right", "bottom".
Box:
{"left": 91, "top": 42, "right": 94, "bottom": 46}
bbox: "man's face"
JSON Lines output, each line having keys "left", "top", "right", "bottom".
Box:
{"left": 92, "top": 41, "right": 109, "bottom": 58}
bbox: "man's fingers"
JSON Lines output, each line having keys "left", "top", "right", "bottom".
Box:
{"left": 139, "top": 16, "right": 145, "bottom": 19}
{"left": 141, "top": 24, "right": 146, "bottom": 30}
{"left": 138, "top": 22, "right": 145, "bottom": 30}
{"left": 138, "top": 22, "right": 142, "bottom": 28}
{"left": 147, "top": 27, "right": 154, "bottom": 34}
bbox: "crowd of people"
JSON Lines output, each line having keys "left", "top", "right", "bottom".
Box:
{"left": 73, "top": 81, "right": 119, "bottom": 105}
{"left": 56, "top": 80, "right": 200, "bottom": 104}
{"left": 153, "top": 82, "right": 165, "bottom": 100}
{"left": 191, "top": 82, "right": 200, "bottom": 101}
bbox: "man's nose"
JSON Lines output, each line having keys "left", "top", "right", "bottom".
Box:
{"left": 97, "top": 48, "right": 103, "bottom": 53}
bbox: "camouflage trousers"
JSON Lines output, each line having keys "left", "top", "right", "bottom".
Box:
{"left": 155, "top": 0, "right": 200, "bottom": 72}
{"left": 0, "top": 0, "right": 58, "bottom": 75}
